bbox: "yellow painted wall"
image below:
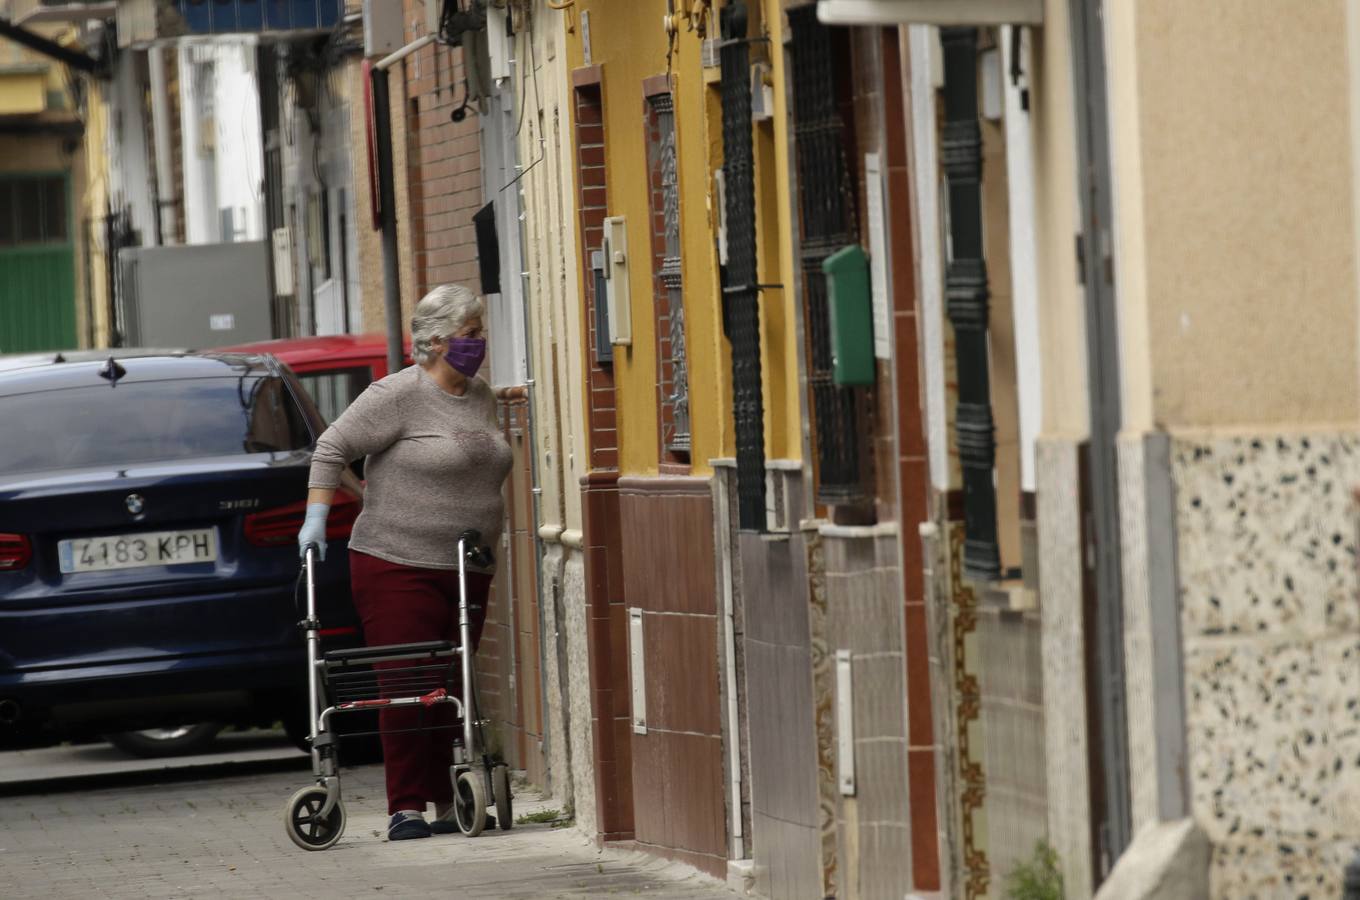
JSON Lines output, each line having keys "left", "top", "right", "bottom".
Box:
{"left": 571, "top": 0, "right": 664, "bottom": 477}
{"left": 757, "top": 0, "right": 803, "bottom": 465}
{"left": 566, "top": 0, "right": 734, "bottom": 477}
{"left": 0, "top": 70, "right": 46, "bottom": 115}
{"left": 562, "top": 0, "right": 804, "bottom": 476}
{"left": 675, "top": 15, "right": 729, "bottom": 474}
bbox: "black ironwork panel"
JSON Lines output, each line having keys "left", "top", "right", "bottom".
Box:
{"left": 720, "top": 2, "right": 767, "bottom": 531}
{"left": 788, "top": 6, "right": 863, "bottom": 504}
{"left": 940, "top": 27, "right": 1000, "bottom": 582}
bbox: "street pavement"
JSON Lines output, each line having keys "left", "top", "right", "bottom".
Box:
{"left": 0, "top": 747, "right": 736, "bottom": 899}
{"left": 0, "top": 729, "right": 303, "bottom": 790}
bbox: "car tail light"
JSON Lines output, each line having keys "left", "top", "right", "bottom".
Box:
{"left": 0, "top": 534, "right": 32, "bottom": 571}
{"left": 243, "top": 491, "right": 361, "bottom": 548}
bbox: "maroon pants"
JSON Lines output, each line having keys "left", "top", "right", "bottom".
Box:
{"left": 349, "top": 550, "right": 491, "bottom": 815}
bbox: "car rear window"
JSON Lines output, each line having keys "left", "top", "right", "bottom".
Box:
{"left": 0, "top": 375, "right": 313, "bottom": 473}
{"left": 296, "top": 366, "right": 372, "bottom": 424}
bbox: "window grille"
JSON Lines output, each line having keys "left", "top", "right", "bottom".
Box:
{"left": 646, "top": 91, "right": 690, "bottom": 461}
{"left": 719, "top": 2, "right": 767, "bottom": 530}
{"left": 787, "top": 7, "right": 865, "bottom": 505}
{"left": 0, "top": 177, "right": 68, "bottom": 247}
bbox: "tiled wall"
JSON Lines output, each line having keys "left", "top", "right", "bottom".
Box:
{"left": 582, "top": 473, "right": 633, "bottom": 842}
{"left": 823, "top": 526, "right": 913, "bottom": 898}
{"left": 740, "top": 528, "right": 823, "bottom": 899}
{"left": 976, "top": 603, "right": 1047, "bottom": 890}
{"left": 570, "top": 69, "right": 619, "bottom": 472}
{"left": 1167, "top": 431, "right": 1360, "bottom": 898}
{"left": 618, "top": 478, "right": 726, "bottom": 878}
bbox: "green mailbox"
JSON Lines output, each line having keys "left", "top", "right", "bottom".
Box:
{"left": 822, "top": 244, "right": 876, "bottom": 387}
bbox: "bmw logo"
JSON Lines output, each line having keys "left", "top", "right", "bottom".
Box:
{"left": 125, "top": 494, "right": 145, "bottom": 516}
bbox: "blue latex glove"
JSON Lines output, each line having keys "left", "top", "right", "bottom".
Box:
{"left": 297, "top": 502, "right": 330, "bottom": 561}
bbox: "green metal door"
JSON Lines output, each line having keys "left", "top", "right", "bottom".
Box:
{"left": 0, "top": 173, "right": 76, "bottom": 353}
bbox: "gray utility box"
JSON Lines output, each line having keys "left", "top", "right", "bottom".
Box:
{"left": 118, "top": 242, "right": 273, "bottom": 348}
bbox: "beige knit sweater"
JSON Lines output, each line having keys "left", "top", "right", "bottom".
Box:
{"left": 308, "top": 365, "right": 512, "bottom": 573}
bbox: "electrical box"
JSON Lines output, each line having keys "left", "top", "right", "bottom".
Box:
{"left": 603, "top": 216, "right": 632, "bottom": 348}
{"left": 118, "top": 242, "right": 273, "bottom": 347}
{"left": 822, "top": 244, "right": 876, "bottom": 386}
{"left": 363, "top": 0, "right": 404, "bottom": 57}
{"left": 487, "top": 2, "right": 511, "bottom": 83}
{"left": 591, "top": 250, "right": 613, "bottom": 364}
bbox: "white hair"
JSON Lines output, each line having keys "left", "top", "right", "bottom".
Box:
{"left": 410, "top": 284, "right": 485, "bottom": 365}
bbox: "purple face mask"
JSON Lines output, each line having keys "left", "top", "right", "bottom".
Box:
{"left": 443, "top": 337, "right": 486, "bottom": 377}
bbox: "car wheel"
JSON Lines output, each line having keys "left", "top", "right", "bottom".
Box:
{"left": 105, "top": 722, "right": 224, "bottom": 758}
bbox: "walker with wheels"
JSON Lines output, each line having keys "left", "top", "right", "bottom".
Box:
{"left": 282, "top": 530, "right": 512, "bottom": 850}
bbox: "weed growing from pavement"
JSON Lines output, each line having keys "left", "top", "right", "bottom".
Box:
{"left": 1005, "top": 841, "right": 1063, "bottom": 900}
{"left": 515, "top": 808, "right": 571, "bottom": 826}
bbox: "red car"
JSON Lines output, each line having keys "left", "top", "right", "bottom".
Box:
{"left": 213, "top": 334, "right": 413, "bottom": 425}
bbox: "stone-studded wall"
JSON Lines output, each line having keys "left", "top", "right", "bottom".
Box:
{"left": 1167, "top": 431, "right": 1360, "bottom": 897}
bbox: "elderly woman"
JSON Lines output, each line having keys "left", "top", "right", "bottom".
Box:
{"left": 298, "top": 284, "right": 513, "bottom": 841}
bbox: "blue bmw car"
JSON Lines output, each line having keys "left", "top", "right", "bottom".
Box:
{"left": 0, "top": 350, "right": 362, "bottom": 754}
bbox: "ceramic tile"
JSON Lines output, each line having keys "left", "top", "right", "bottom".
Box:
{"left": 908, "top": 747, "right": 942, "bottom": 891}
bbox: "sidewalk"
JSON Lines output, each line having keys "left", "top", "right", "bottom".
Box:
{"left": 0, "top": 762, "right": 736, "bottom": 899}
{"left": 0, "top": 730, "right": 302, "bottom": 790}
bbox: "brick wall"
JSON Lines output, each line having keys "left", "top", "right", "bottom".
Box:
{"left": 573, "top": 71, "right": 617, "bottom": 471}
{"left": 401, "top": 0, "right": 482, "bottom": 300}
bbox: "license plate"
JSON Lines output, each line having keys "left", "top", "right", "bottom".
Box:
{"left": 58, "top": 528, "right": 219, "bottom": 574}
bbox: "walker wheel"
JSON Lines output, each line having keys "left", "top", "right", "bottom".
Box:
{"left": 284, "top": 785, "right": 345, "bottom": 851}
{"left": 454, "top": 769, "right": 488, "bottom": 837}
{"left": 493, "top": 764, "right": 513, "bottom": 830}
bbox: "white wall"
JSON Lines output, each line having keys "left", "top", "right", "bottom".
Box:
{"left": 480, "top": 85, "right": 528, "bottom": 389}
{"left": 1001, "top": 26, "right": 1043, "bottom": 494}
{"left": 908, "top": 25, "right": 950, "bottom": 492}
{"left": 178, "top": 39, "right": 265, "bottom": 246}
{"left": 105, "top": 51, "right": 156, "bottom": 243}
